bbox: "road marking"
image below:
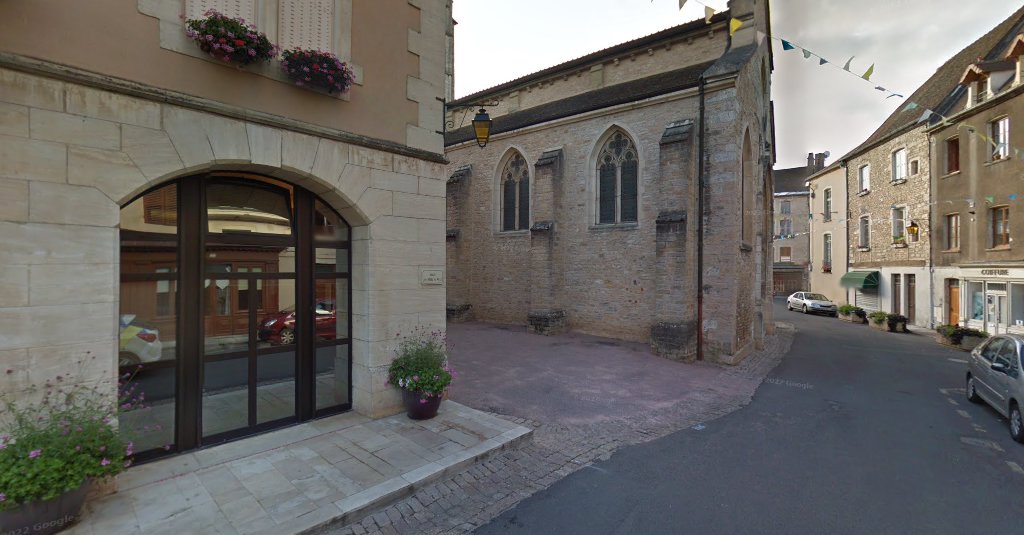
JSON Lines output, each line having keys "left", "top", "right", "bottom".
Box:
{"left": 1007, "top": 461, "right": 1024, "bottom": 476}
{"left": 948, "top": 358, "right": 967, "bottom": 364}
{"left": 973, "top": 424, "right": 988, "bottom": 434}
{"left": 960, "top": 437, "right": 1005, "bottom": 452}
{"left": 957, "top": 409, "right": 972, "bottom": 419}
{"left": 947, "top": 398, "right": 959, "bottom": 406}
{"left": 691, "top": 424, "right": 706, "bottom": 431}
{"left": 940, "top": 388, "right": 965, "bottom": 396}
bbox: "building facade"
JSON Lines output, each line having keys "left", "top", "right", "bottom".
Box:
{"left": 0, "top": 0, "right": 451, "bottom": 460}
{"left": 807, "top": 164, "right": 848, "bottom": 303}
{"left": 445, "top": 0, "right": 774, "bottom": 364}
{"left": 930, "top": 31, "right": 1024, "bottom": 334}
{"left": 771, "top": 152, "right": 826, "bottom": 295}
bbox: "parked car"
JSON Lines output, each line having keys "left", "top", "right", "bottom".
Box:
{"left": 786, "top": 292, "right": 837, "bottom": 316}
{"left": 966, "top": 334, "right": 1024, "bottom": 443}
{"left": 119, "top": 314, "right": 164, "bottom": 368}
{"left": 258, "top": 299, "right": 338, "bottom": 345}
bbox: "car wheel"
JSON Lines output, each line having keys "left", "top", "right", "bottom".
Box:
{"left": 119, "top": 351, "right": 141, "bottom": 370}
{"left": 1011, "top": 403, "right": 1024, "bottom": 444}
{"left": 279, "top": 328, "right": 295, "bottom": 345}
{"left": 802, "top": 305, "right": 808, "bottom": 314}
{"left": 966, "top": 375, "right": 982, "bottom": 404}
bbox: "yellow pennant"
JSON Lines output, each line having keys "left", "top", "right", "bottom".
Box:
{"left": 730, "top": 18, "right": 743, "bottom": 36}
{"left": 705, "top": 6, "right": 715, "bottom": 23}
{"left": 861, "top": 64, "right": 875, "bottom": 81}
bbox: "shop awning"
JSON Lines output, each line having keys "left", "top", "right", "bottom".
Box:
{"left": 840, "top": 271, "right": 880, "bottom": 289}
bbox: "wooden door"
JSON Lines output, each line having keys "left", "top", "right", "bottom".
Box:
{"left": 948, "top": 280, "right": 960, "bottom": 325}
{"left": 907, "top": 275, "right": 916, "bottom": 323}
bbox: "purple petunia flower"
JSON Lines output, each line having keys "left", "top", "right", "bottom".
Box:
{"left": 0, "top": 493, "right": 5, "bottom": 502}
{"left": 100, "top": 458, "right": 110, "bottom": 466}
{"left": 29, "top": 449, "right": 42, "bottom": 459}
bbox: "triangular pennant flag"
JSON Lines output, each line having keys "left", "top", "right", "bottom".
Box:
{"left": 887, "top": 93, "right": 904, "bottom": 99}
{"left": 729, "top": 18, "right": 743, "bottom": 36}
{"left": 781, "top": 40, "right": 795, "bottom": 51}
{"left": 874, "top": 86, "right": 886, "bottom": 92}
{"left": 843, "top": 56, "right": 855, "bottom": 71}
{"left": 802, "top": 49, "right": 812, "bottom": 59}
{"left": 705, "top": 6, "right": 714, "bottom": 23}
{"left": 1011, "top": 194, "right": 1018, "bottom": 200}
{"left": 819, "top": 57, "right": 828, "bottom": 66}
{"left": 918, "top": 109, "right": 934, "bottom": 122}
{"left": 861, "top": 64, "right": 874, "bottom": 80}
{"left": 902, "top": 102, "right": 919, "bottom": 111}
{"left": 756, "top": 30, "right": 767, "bottom": 45}
{"left": 986, "top": 196, "right": 995, "bottom": 204}
{"left": 678, "top": 0, "right": 687, "bottom": 8}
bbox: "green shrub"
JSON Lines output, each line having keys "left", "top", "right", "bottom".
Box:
{"left": 935, "top": 325, "right": 989, "bottom": 344}
{"left": 387, "top": 328, "right": 454, "bottom": 401}
{"left": 837, "top": 304, "right": 864, "bottom": 316}
{"left": 867, "top": 311, "right": 888, "bottom": 324}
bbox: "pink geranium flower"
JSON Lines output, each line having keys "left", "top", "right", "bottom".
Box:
{"left": 28, "top": 449, "right": 42, "bottom": 459}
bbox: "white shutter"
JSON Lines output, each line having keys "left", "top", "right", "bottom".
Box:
{"left": 185, "top": 0, "right": 257, "bottom": 23}
{"left": 855, "top": 289, "right": 879, "bottom": 312}
{"left": 278, "top": 0, "right": 335, "bottom": 52}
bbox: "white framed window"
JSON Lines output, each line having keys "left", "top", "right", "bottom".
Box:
{"left": 823, "top": 233, "right": 832, "bottom": 269}
{"left": 858, "top": 165, "right": 870, "bottom": 193}
{"left": 823, "top": 188, "right": 832, "bottom": 221}
{"left": 859, "top": 216, "right": 870, "bottom": 248}
{"left": 780, "top": 200, "right": 791, "bottom": 214}
{"left": 892, "top": 207, "right": 906, "bottom": 243}
{"left": 991, "top": 116, "right": 1010, "bottom": 160}
{"left": 891, "top": 148, "right": 907, "bottom": 183}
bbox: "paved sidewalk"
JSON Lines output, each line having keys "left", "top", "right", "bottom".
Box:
{"left": 328, "top": 322, "right": 796, "bottom": 534}
{"left": 66, "top": 402, "right": 531, "bottom": 535}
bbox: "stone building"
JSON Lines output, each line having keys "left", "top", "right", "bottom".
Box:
{"left": 839, "top": 4, "right": 1024, "bottom": 329}
{"left": 929, "top": 18, "right": 1024, "bottom": 334}
{"left": 771, "top": 152, "right": 826, "bottom": 295}
{"left": 444, "top": 0, "right": 774, "bottom": 364}
{"left": 0, "top": 0, "right": 451, "bottom": 460}
{"left": 806, "top": 164, "right": 849, "bottom": 303}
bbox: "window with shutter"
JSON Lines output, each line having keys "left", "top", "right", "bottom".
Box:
{"left": 595, "top": 129, "right": 639, "bottom": 225}
{"left": 278, "top": 0, "right": 334, "bottom": 52}
{"left": 186, "top": 0, "right": 257, "bottom": 24}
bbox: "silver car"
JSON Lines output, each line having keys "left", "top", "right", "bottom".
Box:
{"left": 966, "top": 334, "right": 1024, "bottom": 443}
{"left": 786, "top": 292, "right": 837, "bottom": 316}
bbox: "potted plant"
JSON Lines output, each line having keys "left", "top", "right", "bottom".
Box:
{"left": 822, "top": 262, "right": 832, "bottom": 273}
{"left": 0, "top": 368, "right": 137, "bottom": 534}
{"left": 387, "top": 329, "right": 454, "bottom": 420}
{"left": 886, "top": 313, "right": 909, "bottom": 333}
{"left": 837, "top": 304, "right": 866, "bottom": 323}
{"left": 892, "top": 235, "right": 907, "bottom": 247}
{"left": 936, "top": 325, "right": 989, "bottom": 350}
{"left": 184, "top": 9, "right": 277, "bottom": 66}
{"left": 281, "top": 48, "right": 355, "bottom": 94}
{"left": 868, "top": 311, "right": 889, "bottom": 330}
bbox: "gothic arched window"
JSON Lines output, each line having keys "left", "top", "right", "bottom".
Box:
{"left": 596, "top": 131, "right": 638, "bottom": 224}
{"left": 500, "top": 152, "right": 530, "bottom": 231}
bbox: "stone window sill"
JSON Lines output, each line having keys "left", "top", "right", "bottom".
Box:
{"left": 892, "top": 243, "right": 908, "bottom": 249}
{"left": 856, "top": 246, "right": 871, "bottom": 252}
{"left": 589, "top": 223, "right": 639, "bottom": 232}
{"left": 890, "top": 178, "right": 907, "bottom": 185}
{"left": 941, "top": 170, "right": 961, "bottom": 179}
{"left": 986, "top": 245, "right": 1011, "bottom": 251}
{"left": 857, "top": 190, "right": 871, "bottom": 197}
{"left": 942, "top": 248, "right": 961, "bottom": 253}
{"left": 495, "top": 230, "right": 530, "bottom": 238}
{"left": 985, "top": 157, "right": 1010, "bottom": 167}
{"left": 740, "top": 242, "right": 753, "bottom": 252}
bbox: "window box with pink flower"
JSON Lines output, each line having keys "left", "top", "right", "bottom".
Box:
{"left": 184, "top": 9, "right": 277, "bottom": 67}
{"left": 281, "top": 48, "right": 355, "bottom": 95}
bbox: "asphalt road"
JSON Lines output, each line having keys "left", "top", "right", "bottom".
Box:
{"left": 476, "top": 300, "right": 1024, "bottom": 535}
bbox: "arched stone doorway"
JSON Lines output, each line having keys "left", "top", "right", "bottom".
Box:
{"left": 119, "top": 172, "right": 351, "bottom": 460}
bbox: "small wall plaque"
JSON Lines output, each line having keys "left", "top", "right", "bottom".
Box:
{"left": 421, "top": 269, "right": 444, "bottom": 285}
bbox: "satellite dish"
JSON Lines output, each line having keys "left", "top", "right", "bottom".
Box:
{"left": 823, "top": 151, "right": 831, "bottom": 158}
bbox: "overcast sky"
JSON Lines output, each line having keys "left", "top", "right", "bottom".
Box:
{"left": 452, "top": 0, "right": 1022, "bottom": 169}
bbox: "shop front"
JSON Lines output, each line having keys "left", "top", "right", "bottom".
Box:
{"left": 959, "top": 267, "right": 1024, "bottom": 335}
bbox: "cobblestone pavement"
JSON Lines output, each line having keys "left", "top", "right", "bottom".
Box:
{"left": 326, "top": 324, "right": 795, "bottom": 535}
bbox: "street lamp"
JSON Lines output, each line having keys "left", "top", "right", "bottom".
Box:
{"left": 471, "top": 108, "right": 492, "bottom": 148}
{"left": 907, "top": 220, "right": 920, "bottom": 237}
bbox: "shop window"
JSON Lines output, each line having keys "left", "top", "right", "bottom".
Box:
{"left": 1012, "top": 284, "right": 1024, "bottom": 327}
{"left": 970, "top": 281, "right": 985, "bottom": 320}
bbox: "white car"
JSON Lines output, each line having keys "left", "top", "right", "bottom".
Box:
{"left": 786, "top": 292, "right": 837, "bottom": 316}
{"left": 119, "top": 314, "right": 164, "bottom": 368}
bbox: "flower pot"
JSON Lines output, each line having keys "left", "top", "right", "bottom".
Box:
{"left": 0, "top": 479, "right": 89, "bottom": 535}
{"left": 960, "top": 335, "right": 986, "bottom": 351}
{"left": 869, "top": 321, "right": 888, "bottom": 331}
{"left": 401, "top": 388, "right": 442, "bottom": 420}
{"left": 838, "top": 313, "right": 866, "bottom": 324}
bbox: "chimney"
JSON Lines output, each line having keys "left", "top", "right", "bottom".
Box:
{"left": 806, "top": 152, "right": 815, "bottom": 168}
{"left": 814, "top": 152, "right": 826, "bottom": 171}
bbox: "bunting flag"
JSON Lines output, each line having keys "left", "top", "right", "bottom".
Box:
{"left": 903, "top": 102, "right": 919, "bottom": 111}
{"left": 861, "top": 64, "right": 875, "bottom": 81}
{"left": 781, "top": 39, "right": 795, "bottom": 50}
{"left": 705, "top": 6, "right": 714, "bottom": 23}
{"left": 918, "top": 109, "right": 934, "bottom": 122}
{"left": 801, "top": 49, "right": 811, "bottom": 59}
{"left": 819, "top": 57, "right": 828, "bottom": 66}
{"left": 756, "top": 30, "right": 767, "bottom": 45}
{"left": 729, "top": 18, "right": 743, "bottom": 36}
{"left": 843, "top": 56, "right": 855, "bottom": 71}
{"left": 1011, "top": 194, "right": 1018, "bottom": 201}
{"left": 986, "top": 196, "right": 996, "bottom": 204}
{"left": 679, "top": 0, "right": 687, "bottom": 8}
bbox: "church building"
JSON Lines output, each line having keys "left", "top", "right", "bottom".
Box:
{"left": 444, "top": 0, "right": 775, "bottom": 363}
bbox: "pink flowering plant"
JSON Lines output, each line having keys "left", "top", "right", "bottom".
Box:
{"left": 184, "top": 9, "right": 277, "bottom": 65}
{"left": 280, "top": 48, "right": 355, "bottom": 94}
{"left": 386, "top": 328, "right": 454, "bottom": 402}
{"left": 0, "top": 364, "right": 140, "bottom": 511}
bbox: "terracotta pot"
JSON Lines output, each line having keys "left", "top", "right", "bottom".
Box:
{"left": 401, "top": 388, "right": 442, "bottom": 420}
{"left": 0, "top": 479, "right": 89, "bottom": 535}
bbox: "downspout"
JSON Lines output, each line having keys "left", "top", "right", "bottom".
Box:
{"left": 927, "top": 134, "right": 935, "bottom": 328}
{"left": 696, "top": 74, "right": 707, "bottom": 361}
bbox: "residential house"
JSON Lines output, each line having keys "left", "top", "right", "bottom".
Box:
{"left": 772, "top": 152, "right": 826, "bottom": 295}
{"left": 444, "top": 0, "right": 774, "bottom": 363}
{"left": 0, "top": 0, "right": 451, "bottom": 461}
{"left": 807, "top": 163, "right": 848, "bottom": 303}
{"left": 930, "top": 26, "right": 1024, "bottom": 334}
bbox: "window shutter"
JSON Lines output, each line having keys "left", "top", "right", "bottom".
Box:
{"left": 278, "top": 0, "right": 334, "bottom": 52}
{"left": 599, "top": 163, "right": 616, "bottom": 224}
{"left": 185, "top": 0, "right": 256, "bottom": 23}
{"left": 620, "top": 159, "right": 638, "bottom": 223}
{"left": 503, "top": 180, "right": 516, "bottom": 231}
{"left": 518, "top": 176, "right": 530, "bottom": 230}
{"left": 143, "top": 183, "right": 178, "bottom": 226}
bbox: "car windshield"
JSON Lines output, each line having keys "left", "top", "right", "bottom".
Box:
{"left": 806, "top": 294, "right": 829, "bottom": 301}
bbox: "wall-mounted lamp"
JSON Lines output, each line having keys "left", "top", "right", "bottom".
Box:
{"left": 471, "top": 108, "right": 492, "bottom": 148}
{"left": 438, "top": 99, "right": 499, "bottom": 149}
{"left": 907, "top": 220, "right": 920, "bottom": 236}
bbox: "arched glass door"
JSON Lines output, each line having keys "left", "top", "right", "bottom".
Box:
{"left": 119, "top": 173, "right": 351, "bottom": 461}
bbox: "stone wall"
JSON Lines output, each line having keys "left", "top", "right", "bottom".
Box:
{"left": 0, "top": 66, "right": 446, "bottom": 418}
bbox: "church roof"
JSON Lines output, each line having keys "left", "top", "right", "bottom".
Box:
{"left": 773, "top": 166, "right": 814, "bottom": 193}
{"left": 445, "top": 60, "right": 715, "bottom": 146}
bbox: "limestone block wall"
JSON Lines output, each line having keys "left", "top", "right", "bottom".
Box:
{"left": 446, "top": 92, "right": 701, "bottom": 343}
{"left": 0, "top": 66, "right": 446, "bottom": 418}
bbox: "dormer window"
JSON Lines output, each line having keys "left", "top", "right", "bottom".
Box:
{"left": 961, "top": 60, "right": 1016, "bottom": 108}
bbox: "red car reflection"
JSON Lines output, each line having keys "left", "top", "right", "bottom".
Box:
{"left": 257, "top": 299, "right": 337, "bottom": 344}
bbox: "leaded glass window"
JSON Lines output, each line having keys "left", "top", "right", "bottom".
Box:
{"left": 596, "top": 131, "right": 639, "bottom": 224}
{"left": 500, "top": 152, "right": 530, "bottom": 231}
